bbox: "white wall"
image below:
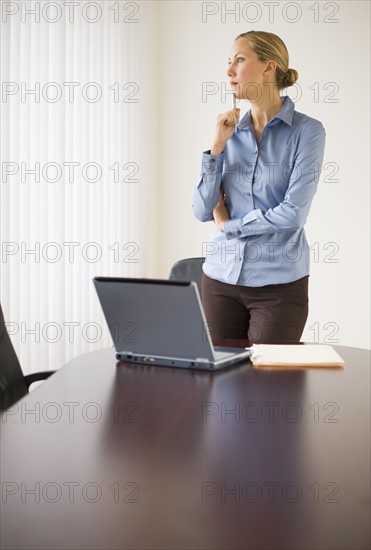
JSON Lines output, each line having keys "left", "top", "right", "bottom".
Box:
{"left": 156, "top": 0, "right": 370, "bottom": 349}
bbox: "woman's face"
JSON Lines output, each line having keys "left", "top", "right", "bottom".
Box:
{"left": 227, "top": 38, "right": 270, "bottom": 100}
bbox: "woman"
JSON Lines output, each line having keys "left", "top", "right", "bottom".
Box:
{"left": 192, "top": 30, "right": 326, "bottom": 343}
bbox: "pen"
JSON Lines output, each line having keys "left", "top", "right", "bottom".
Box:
{"left": 231, "top": 93, "right": 237, "bottom": 131}
{"left": 231, "top": 92, "right": 236, "bottom": 110}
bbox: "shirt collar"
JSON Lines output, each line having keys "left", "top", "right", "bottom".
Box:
{"left": 237, "top": 95, "right": 295, "bottom": 131}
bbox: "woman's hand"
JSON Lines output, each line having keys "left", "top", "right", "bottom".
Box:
{"left": 213, "top": 189, "right": 230, "bottom": 232}
{"left": 211, "top": 107, "right": 240, "bottom": 154}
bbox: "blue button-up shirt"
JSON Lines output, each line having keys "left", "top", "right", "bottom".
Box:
{"left": 192, "top": 95, "right": 326, "bottom": 287}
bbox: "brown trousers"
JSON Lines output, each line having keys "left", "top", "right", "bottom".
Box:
{"left": 202, "top": 273, "right": 309, "bottom": 343}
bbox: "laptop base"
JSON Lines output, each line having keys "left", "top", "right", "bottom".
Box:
{"left": 116, "top": 346, "right": 251, "bottom": 371}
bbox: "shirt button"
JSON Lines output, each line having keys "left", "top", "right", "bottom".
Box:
{"left": 227, "top": 232, "right": 233, "bottom": 237}
{"left": 210, "top": 158, "right": 215, "bottom": 162}
{"left": 246, "top": 192, "right": 251, "bottom": 197}
{"left": 237, "top": 230, "right": 241, "bottom": 235}
{"left": 207, "top": 166, "right": 215, "bottom": 172}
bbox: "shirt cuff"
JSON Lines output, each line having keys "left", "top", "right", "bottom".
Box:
{"left": 224, "top": 210, "right": 260, "bottom": 239}
{"left": 224, "top": 219, "right": 243, "bottom": 239}
{"left": 202, "top": 150, "right": 224, "bottom": 174}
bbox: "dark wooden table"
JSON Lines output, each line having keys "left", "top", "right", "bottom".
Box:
{"left": 1, "top": 343, "right": 370, "bottom": 550}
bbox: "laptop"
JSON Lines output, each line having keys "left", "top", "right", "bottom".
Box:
{"left": 93, "top": 277, "right": 252, "bottom": 371}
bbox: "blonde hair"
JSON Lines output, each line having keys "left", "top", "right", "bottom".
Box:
{"left": 235, "top": 30, "right": 298, "bottom": 90}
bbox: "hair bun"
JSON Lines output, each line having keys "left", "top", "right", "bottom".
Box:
{"left": 284, "top": 68, "right": 298, "bottom": 87}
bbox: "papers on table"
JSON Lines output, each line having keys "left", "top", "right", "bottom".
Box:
{"left": 246, "top": 344, "right": 345, "bottom": 368}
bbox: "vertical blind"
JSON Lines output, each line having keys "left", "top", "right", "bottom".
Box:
{"left": 1, "top": 1, "right": 159, "bottom": 373}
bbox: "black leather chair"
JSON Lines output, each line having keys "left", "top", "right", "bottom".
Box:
{"left": 169, "top": 257, "right": 205, "bottom": 300}
{"left": 0, "top": 304, "right": 55, "bottom": 412}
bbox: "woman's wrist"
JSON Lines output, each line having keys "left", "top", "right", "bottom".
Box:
{"left": 210, "top": 141, "right": 225, "bottom": 155}
{"left": 214, "top": 214, "right": 230, "bottom": 232}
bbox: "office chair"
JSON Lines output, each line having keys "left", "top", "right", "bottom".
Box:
{"left": 0, "top": 304, "right": 55, "bottom": 412}
{"left": 168, "top": 257, "right": 205, "bottom": 300}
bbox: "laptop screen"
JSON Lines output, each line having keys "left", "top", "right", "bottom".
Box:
{"left": 93, "top": 277, "right": 215, "bottom": 360}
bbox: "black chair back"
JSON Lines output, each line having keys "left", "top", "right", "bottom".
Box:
{"left": 169, "top": 257, "right": 205, "bottom": 300}
{"left": 0, "top": 304, "right": 28, "bottom": 412}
